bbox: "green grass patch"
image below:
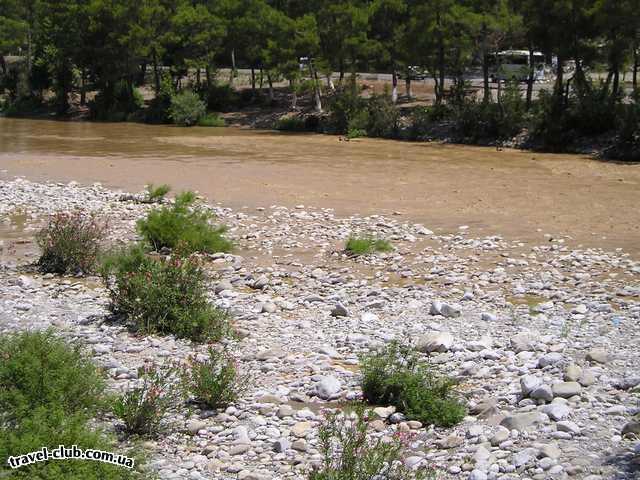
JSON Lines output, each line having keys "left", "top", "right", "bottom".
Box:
{"left": 197, "top": 113, "right": 225, "bottom": 127}
{"left": 145, "top": 183, "right": 171, "bottom": 203}
{"left": 137, "top": 190, "right": 232, "bottom": 256}
{"left": 360, "top": 342, "right": 466, "bottom": 428}
{"left": 101, "top": 245, "right": 232, "bottom": 342}
{"left": 345, "top": 237, "right": 392, "bottom": 256}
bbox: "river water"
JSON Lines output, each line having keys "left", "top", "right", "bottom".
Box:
{"left": 1, "top": 117, "right": 639, "bottom": 254}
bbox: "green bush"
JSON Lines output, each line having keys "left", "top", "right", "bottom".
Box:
{"left": 530, "top": 82, "right": 618, "bottom": 149}
{"left": 89, "top": 80, "right": 144, "bottom": 122}
{"left": 36, "top": 211, "right": 105, "bottom": 275}
{"left": 203, "top": 83, "right": 240, "bottom": 112}
{"left": 179, "top": 347, "right": 244, "bottom": 409}
{"left": 0, "top": 330, "right": 106, "bottom": 422}
{"left": 308, "top": 405, "right": 434, "bottom": 480}
{"left": 144, "top": 74, "right": 174, "bottom": 124}
{"left": 345, "top": 237, "right": 392, "bottom": 256}
{"left": 112, "top": 364, "right": 179, "bottom": 437}
{"left": 365, "top": 94, "right": 400, "bottom": 138}
{"left": 276, "top": 116, "right": 308, "bottom": 131}
{"left": 323, "top": 86, "right": 367, "bottom": 134}
{"left": 145, "top": 183, "right": 171, "bottom": 203}
{"left": 169, "top": 90, "right": 206, "bottom": 126}
{"left": 101, "top": 245, "right": 231, "bottom": 342}
{"left": 607, "top": 96, "right": 640, "bottom": 161}
{"left": 360, "top": 342, "right": 466, "bottom": 427}
{"left": 137, "top": 191, "right": 232, "bottom": 255}
{"left": 197, "top": 113, "right": 225, "bottom": 127}
{"left": 1, "top": 407, "right": 139, "bottom": 479}
{"left": 408, "top": 105, "right": 454, "bottom": 140}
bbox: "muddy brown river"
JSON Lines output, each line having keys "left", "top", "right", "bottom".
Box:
{"left": 1, "top": 117, "right": 639, "bottom": 254}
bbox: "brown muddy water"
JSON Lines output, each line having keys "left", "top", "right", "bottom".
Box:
{"left": 1, "top": 117, "right": 639, "bottom": 255}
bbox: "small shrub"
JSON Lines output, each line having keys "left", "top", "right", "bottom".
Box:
{"left": 144, "top": 74, "right": 175, "bottom": 124}
{"left": 36, "top": 211, "right": 105, "bottom": 274}
{"left": 365, "top": 94, "right": 400, "bottom": 138}
{"left": 276, "top": 116, "right": 308, "bottom": 132}
{"left": 360, "top": 342, "right": 465, "bottom": 427}
{"left": 137, "top": 191, "right": 232, "bottom": 255}
{"left": 0, "top": 330, "right": 106, "bottom": 422}
{"left": 308, "top": 405, "right": 434, "bottom": 480}
{"left": 197, "top": 113, "right": 225, "bottom": 127}
{"left": 204, "top": 83, "right": 239, "bottom": 112}
{"left": 112, "top": 363, "right": 179, "bottom": 437}
{"left": 89, "top": 80, "right": 144, "bottom": 121}
{"left": 145, "top": 183, "right": 171, "bottom": 203}
{"left": 345, "top": 237, "right": 392, "bottom": 256}
{"left": 606, "top": 93, "right": 640, "bottom": 161}
{"left": 0, "top": 407, "right": 140, "bottom": 479}
{"left": 169, "top": 90, "right": 206, "bottom": 126}
{"left": 100, "top": 245, "right": 231, "bottom": 342}
{"left": 179, "top": 347, "right": 245, "bottom": 409}
{"left": 323, "top": 86, "right": 367, "bottom": 134}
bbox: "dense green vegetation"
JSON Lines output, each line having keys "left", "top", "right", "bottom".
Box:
{"left": 0, "top": 331, "right": 141, "bottom": 479}
{"left": 360, "top": 342, "right": 466, "bottom": 427}
{"left": 136, "top": 191, "right": 232, "bottom": 256}
{"left": 0, "top": 0, "right": 638, "bottom": 157}
{"left": 100, "top": 244, "right": 232, "bottom": 342}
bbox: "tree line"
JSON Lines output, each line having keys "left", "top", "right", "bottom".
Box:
{"left": 1, "top": 0, "right": 638, "bottom": 112}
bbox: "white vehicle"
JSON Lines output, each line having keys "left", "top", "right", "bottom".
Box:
{"left": 489, "top": 50, "right": 546, "bottom": 82}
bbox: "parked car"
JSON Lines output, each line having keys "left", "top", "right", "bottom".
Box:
{"left": 398, "top": 66, "right": 429, "bottom": 81}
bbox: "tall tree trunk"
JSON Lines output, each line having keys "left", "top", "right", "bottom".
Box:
{"left": 309, "top": 62, "right": 322, "bottom": 112}
{"left": 481, "top": 24, "right": 491, "bottom": 103}
{"left": 633, "top": 45, "right": 638, "bottom": 92}
{"left": 80, "top": 67, "right": 87, "bottom": 106}
{"left": 405, "top": 77, "right": 412, "bottom": 99}
{"left": 438, "top": 42, "right": 445, "bottom": 104}
{"left": 259, "top": 68, "right": 264, "bottom": 89}
{"left": 196, "top": 68, "right": 201, "bottom": 89}
{"left": 391, "top": 69, "right": 398, "bottom": 103}
{"left": 554, "top": 55, "right": 564, "bottom": 108}
{"left": 526, "top": 47, "right": 534, "bottom": 110}
{"left": 153, "top": 53, "right": 160, "bottom": 94}
{"left": 290, "top": 78, "right": 297, "bottom": 110}
{"left": 327, "top": 74, "right": 335, "bottom": 91}
{"left": 251, "top": 66, "right": 256, "bottom": 95}
{"left": 612, "top": 62, "right": 620, "bottom": 98}
{"left": 205, "top": 66, "right": 211, "bottom": 90}
{"left": 229, "top": 49, "right": 236, "bottom": 85}
{"left": 267, "top": 73, "right": 274, "bottom": 103}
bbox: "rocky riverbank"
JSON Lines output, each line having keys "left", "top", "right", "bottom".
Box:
{"left": 1, "top": 177, "right": 639, "bottom": 480}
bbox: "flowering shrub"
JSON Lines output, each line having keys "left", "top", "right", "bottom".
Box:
{"left": 112, "top": 363, "right": 179, "bottom": 437}
{"left": 309, "top": 405, "right": 434, "bottom": 480}
{"left": 100, "top": 245, "right": 231, "bottom": 342}
{"left": 36, "top": 211, "right": 105, "bottom": 274}
{"left": 179, "top": 347, "right": 245, "bottom": 409}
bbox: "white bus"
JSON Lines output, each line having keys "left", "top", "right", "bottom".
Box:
{"left": 489, "top": 50, "right": 547, "bottom": 82}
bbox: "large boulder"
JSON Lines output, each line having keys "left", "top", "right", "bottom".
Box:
{"left": 416, "top": 332, "right": 454, "bottom": 353}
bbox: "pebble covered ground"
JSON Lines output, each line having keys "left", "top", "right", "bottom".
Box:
{"left": 1, "top": 177, "right": 639, "bottom": 480}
